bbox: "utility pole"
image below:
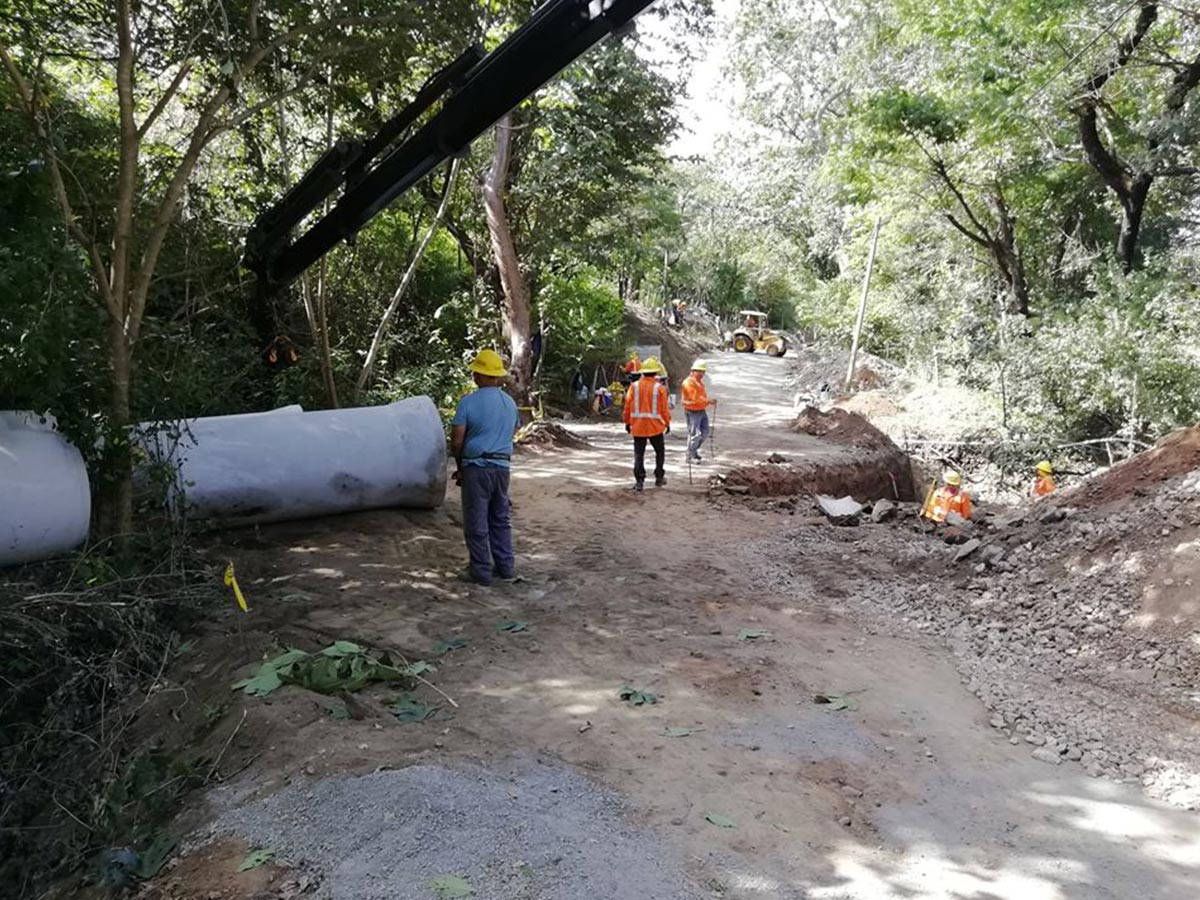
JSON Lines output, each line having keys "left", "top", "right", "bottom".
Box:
{"left": 845, "top": 216, "right": 882, "bottom": 392}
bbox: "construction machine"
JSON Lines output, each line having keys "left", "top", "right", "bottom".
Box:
{"left": 244, "top": 0, "right": 657, "bottom": 338}
{"left": 727, "top": 310, "right": 788, "bottom": 357}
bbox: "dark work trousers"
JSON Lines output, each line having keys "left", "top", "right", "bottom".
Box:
{"left": 460, "top": 465, "right": 514, "bottom": 584}
{"left": 633, "top": 433, "right": 666, "bottom": 484}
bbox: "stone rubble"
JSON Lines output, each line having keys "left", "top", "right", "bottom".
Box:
{"left": 762, "top": 469, "right": 1200, "bottom": 809}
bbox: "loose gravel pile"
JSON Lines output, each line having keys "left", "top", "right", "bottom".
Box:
{"left": 760, "top": 469, "right": 1200, "bottom": 810}
{"left": 217, "top": 762, "right": 702, "bottom": 900}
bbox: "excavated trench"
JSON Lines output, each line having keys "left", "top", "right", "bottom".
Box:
{"left": 721, "top": 408, "right": 916, "bottom": 501}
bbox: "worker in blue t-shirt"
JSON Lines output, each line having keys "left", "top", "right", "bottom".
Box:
{"left": 450, "top": 350, "right": 521, "bottom": 585}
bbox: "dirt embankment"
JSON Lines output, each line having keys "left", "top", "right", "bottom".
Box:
{"left": 1064, "top": 424, "right": 1200, "bottom": 507}
{"left": 722, "top": 409, "right": 915, "bottom": 501}
{"left": 622, "top": 305, "right": 712, "bottom": 385}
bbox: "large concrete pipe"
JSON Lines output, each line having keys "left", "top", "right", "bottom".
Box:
{"left": 137, "top": 397, "right": 447, "bottom": 524}
{"left": 0, "top": 414, "right": 91, "bottom": 565}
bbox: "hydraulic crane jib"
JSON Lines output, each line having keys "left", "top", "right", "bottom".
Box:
{"left": 244, "top": 0, "right": 656, "bottom": 302}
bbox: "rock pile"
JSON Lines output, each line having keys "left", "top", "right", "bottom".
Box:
{"left": 764, "top": 468, "right": 1200, "bottom": 809}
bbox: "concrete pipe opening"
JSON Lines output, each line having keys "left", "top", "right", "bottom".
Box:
{"left": 0, "top": 414, "right": 91, "bottom": 566}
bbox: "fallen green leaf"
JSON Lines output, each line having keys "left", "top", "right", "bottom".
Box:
{"left": 230, "top": 664, "right": 282, "bottom": 697}
{"left": 401, "top": 660, "right": 436, "bottom": 678}
{"left": 618, "top": 685, "right": 658, "bottom": 706}
{"left": 705, "top": 812, "right": 736, "bottom": 829}
{"left": 496, "top": 620, "right": 528, "bottom": 633}
{"left": 813, "top": 692, "right": 859, "bottom": 711}
{"left": 325, "top": 699, "right": 351, "bottom": 720}
{"left": 231, "top": 644, "right": 411, "bottom": 697}
{"left": 321, "top": 640, "right": 363, "bottom": 657}
{"left": 237, "top": 848, "right": 275, "bottom": 872}
{"left": 662, "top": 727, "right": 698, "bottom": 737}
{"left": 432, "top": 638, "right": 468, "bottom": 656}
{"left": 429, "top": 874, "right": 475, "bottom": 898}
{"left": 737, "top": 628, "right": 770, "bottom": 641}
{"left": 390, "top": 693, "right": 438, "bottom": 722}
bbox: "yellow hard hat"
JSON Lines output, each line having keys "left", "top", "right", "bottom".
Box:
{"left": 1036, "top": 460, "right": 1053, "bottom": 474}
{"left": 640, "top": 356, "right": 663, "bottom": 375}
{"left": 943, "top": 469, "right": 962, "bottom": 486}
{"left": 468, "top": 349, "right": 508, "bottom": 378}
{"left": 691, "top": 360, "right": 708, "bottom": 372}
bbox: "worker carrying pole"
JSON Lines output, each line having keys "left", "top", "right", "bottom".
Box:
{"left": 680, "top": 360, "right": 718, "bottom": 464}
{"left": 623, "top": 357, "right": 671, "bottom": 492}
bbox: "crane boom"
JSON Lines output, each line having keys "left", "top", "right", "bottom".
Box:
{"left": 244, "top": 0, "right": 658, "bottom": 307}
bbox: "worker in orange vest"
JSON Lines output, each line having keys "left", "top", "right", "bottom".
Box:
{"left": 622, "top": 356, "right": 670, "bottom": 492}
{"left": 622, "top": 350, "right": 641, "bottom": 383}
{"left": 680, "top": 360, "right": 717, "bottom": 463}
{"left": 1032, "top": 460, "right": 1056, "bottom": 498}
{"left": 921, "top": 469, "right": 973, "bottom": 523}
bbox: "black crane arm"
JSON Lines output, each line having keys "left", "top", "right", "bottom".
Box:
{"left": 244, "top": 0, "right": 658, "bottom": 301}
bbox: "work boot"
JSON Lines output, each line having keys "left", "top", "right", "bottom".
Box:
{"left": 456, "top": 569, "right": 491, "bottom": 587}
{"left": 655, "top": 475, "right": 666, "bottom": 487}
{"left": 633, "top": 480, "right": 644, "bottom": 493}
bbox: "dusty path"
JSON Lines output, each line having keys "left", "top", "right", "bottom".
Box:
{"left": 169, "top": 351, "right": 1200, "bottom": 900}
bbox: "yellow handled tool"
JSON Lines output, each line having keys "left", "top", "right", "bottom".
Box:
{"left": 223, "top": 561, "right": 249, "bottom": 613}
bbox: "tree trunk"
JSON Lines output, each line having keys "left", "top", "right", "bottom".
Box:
{"left": 101, "top": 314, "right": 135, "bottom": 542}
{"left": 357, "top": 159, "right": 460, "bottom": 395}
{"left": 991, "top": 188, "right": 1029, "bottom": 316}
{"left": 1073, "top": 3, "right": 1159, "bottom": 272}
{"left": 315, "top": 71, "right": 340, "bottom": 407}
{"left": 314, "top": 258, "right": 339, "bottom": 407}
{"left": 483, "top": 113, "right": 533, "bottom": 401}
{"left": 1118, "top": 174, "right": 1153, "bottom": 273}
{"left": 939, "top": 168, "right": 1031, "bottom": 317}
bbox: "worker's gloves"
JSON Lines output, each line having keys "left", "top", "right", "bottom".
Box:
{"left": 664, "top": 425, "right": 671, "bottom": 435}
{"left": 452, "top": 469, "right": 462, "bottom": 486}
{"left": 625, "top": 424, "right": 631, "bottom": 434}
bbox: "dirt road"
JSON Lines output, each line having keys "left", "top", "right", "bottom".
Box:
{"left": 168, "top": 350, "right": 1200, "bottom": 900}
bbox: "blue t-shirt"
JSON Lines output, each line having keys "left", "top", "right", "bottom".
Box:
{"left": 452, "top": 386, "right": 519, "bottom": 468}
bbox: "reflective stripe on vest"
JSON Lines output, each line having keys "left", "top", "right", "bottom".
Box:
{"left": 629, "top": 379, "right": 660, "bottom": 419}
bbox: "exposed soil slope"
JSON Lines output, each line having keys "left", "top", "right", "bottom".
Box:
{"left": 1065, "top": 423, "right": 1200, "bottom": 507}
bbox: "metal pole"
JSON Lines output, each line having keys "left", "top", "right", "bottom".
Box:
{"left": 845, "top": 216, "right": 882, "bottom": 392}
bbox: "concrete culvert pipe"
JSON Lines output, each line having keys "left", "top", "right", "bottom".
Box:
{"left": 136, "top": 397, "right": 447, "bottom": 525}
{"left": 0, "top": 414, "right": 91, "bottom": 566}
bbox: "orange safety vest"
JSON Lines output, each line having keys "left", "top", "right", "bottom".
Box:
{"left": 922, "top": 486, "right": 972, "bottom": 523}
{"left": 622, "top": 376, "right": 670, "bottom": 437}
{"left": 1032, "top": 475, "right": 1056, "bottom": 497}
{"left": 680, "top": 375, "right": 709, "bottom": 412}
